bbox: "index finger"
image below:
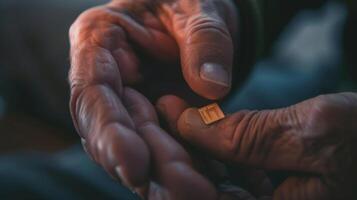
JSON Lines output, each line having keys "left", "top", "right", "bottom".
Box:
{"left": 175, "top": 106, "right": 326, "bottom": 174}
{"left": 69, "top": 28, "right": 151, "bottom": 191}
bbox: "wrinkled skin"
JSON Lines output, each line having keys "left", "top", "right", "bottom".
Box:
{"left": 162, "top": 93, "right": 357, "bottom": 200}
{"left": 69, "top": 0, "right": 238, "bottom": 103}
{"left": 68, "top": 0, "right": 255, "bottom": 199}
{"left": 69, "top": 0, "right": 357, "bottom": 199}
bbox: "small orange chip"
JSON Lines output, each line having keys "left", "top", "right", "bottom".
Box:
{"left": 198, "top": 103, "right": 225, "bottom": 125}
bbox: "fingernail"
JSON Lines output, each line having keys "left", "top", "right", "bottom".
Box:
{"left": 115, "top": 166, "right": 131, "bottom": 188}
{"left": 200, "top": 63, "right": 230, "bottom": 87}
{"left": 182, "top": 108, "right": 204, "bottom": 128}
{"left": 81, "top": 138, "right": 95, "bottom": 162}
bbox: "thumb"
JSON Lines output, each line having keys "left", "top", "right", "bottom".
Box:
{"left": 176, "top": 106, "right": 324, "bottom": 174}
{"left": 159, "top": 0, "right": 237, "bottom": 100}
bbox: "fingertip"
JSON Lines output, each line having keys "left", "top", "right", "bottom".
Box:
{"left": 200, "top": 63, "right": 231, "bottom": 88}
{"left": 187, "top": 73, "right": 232, "bottom": 100}
{"left": 156, "top": 95, "right": 189, "bottom": 131}
{"left": 156, "top": 95, "right": 188, "bottom": 115}
{"left": 185, "top": 65, "right": 232, "bottom": 100}
{"left": 176, "top": 108, "right": 249, "bottom": 162}
{"left": 177, "top": 108, "right": 206, "bottom": 140}
{"left": 94, "top": 123, "right": 150, "bottom": 190}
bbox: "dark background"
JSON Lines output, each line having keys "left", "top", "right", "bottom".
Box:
{"left": 0, "top": 0, "right": 355, "bottom": 157}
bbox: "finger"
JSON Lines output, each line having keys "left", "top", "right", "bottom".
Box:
{"left": 274, "top": 177, "right": 329, "bottom": 200}
{"left": 157, "top": 95, "right": 235, "bottom": 184}
{"left": 73, "top": 85, "right": 151, "bottom": 191}
{"left": 156, "top": 95, "right": 189, "bottom": 132}
{"left": 69, "top": 7, "right": 143, "bottom": 85}
{"left": 157, "top": 97, "right": 274, "bottom": 198}
{"left": 176, "top": 107, "right": 324, "bottom": 174}
{"left": 112, "top": 46, "right": 142, "bottom": 85}
{"left": 69, "top": 41, "right": 150, "bottom": 190}
{"left": 123, "top": 88, "right": 218, "bottom": 200}
{"left": 157, "top": 95, "right": 232, "bottom": 183}
{"left": 106, "top": 2, "right": 179, "bottom": 62}
{"left": 158, "top": 0, "right": 238, "bottom": 100}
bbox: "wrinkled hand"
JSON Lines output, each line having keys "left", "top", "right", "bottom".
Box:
{"left": 68, "top": 0, "right": 239, "bottom": 199}
{"left": 69, "top": 0, "right": 238, "bottom": 102}
{"left": 161, "top": 93, "right": 357, "bottom": 200}
{"left": 81, "top": 87, "right": 250, "bottom": 199}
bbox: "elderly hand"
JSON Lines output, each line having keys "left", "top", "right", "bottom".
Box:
{"left": 69, "top": 0, "right": 238, "bottom": 102}
{"left": 86, "top": 88, "right": 251, "bottom": 199}
{"left": 160, "top": 93, "right": 357, "bottom": 200}
{"left": 68, "top": 0, "right": 239, "bottom": 199}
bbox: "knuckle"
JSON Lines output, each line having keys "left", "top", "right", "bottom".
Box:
{"left": 91, "top": 25, "right": 126, "bottom": 49}
{"left": 306, "top": 95, "right": 342, "bottom": 132}
{"left": 70, "top": 7, "right": 126, "bottom": 49}
{"left": 222, "top": 111, "right": 257, "bottom": 160}
{"left": 71, "top": 84, "right": 116, "bottom": 138}
{"left": 226, "top": 111, "right": 284, "bottom": 164}
{"left": 69, "top": 47, "right": 120, "bottom": 94}
{"left": 185, "top": 14, "right": 231, "bottom": 43}
{"left": 69, "top": 8, "right": 105, "bottom": 44}
{"left": 304, "top": 93, "right": 357, "bottom": 139}
{"left": 311, "top": 94, "right": 352, "bottom": 117}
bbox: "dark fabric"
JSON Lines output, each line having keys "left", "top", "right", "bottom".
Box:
{"left": 0, "top": 146, "right": 140, "bottom": 200}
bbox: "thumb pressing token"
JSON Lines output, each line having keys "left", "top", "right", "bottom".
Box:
{"left": 198, "top": 103, "right": 225, "bottom": 125}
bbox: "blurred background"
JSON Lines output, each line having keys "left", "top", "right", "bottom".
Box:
{"left": 0, "top": 0, "right": 356, "bottom": 159}
{"left": 0, "top": 0, "right": 356, "bottom": 198}
{"left": 0, "top": 0, "right": 106, "bottom": 154}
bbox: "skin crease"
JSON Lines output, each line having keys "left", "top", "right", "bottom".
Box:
{"left": 69, "top": 0, "right": 265, "bottom": 199}
{"left": 69, "top": 0, "right": 357, "bottom": 199}
{"left": 158, "top": 92, "right": 357, "bottom": 200}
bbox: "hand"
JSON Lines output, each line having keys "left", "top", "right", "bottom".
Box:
{"left": 80, "top": 87, "right": 261, "bottom": 199}
{"left": 69, "top": 0, "right": 238, "bottom": 102}
{"left": 68, "top": 0, "right": 239, "bottom": 199}
{"left": 160, "top": 93, "right": 357, "bottom": 199}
